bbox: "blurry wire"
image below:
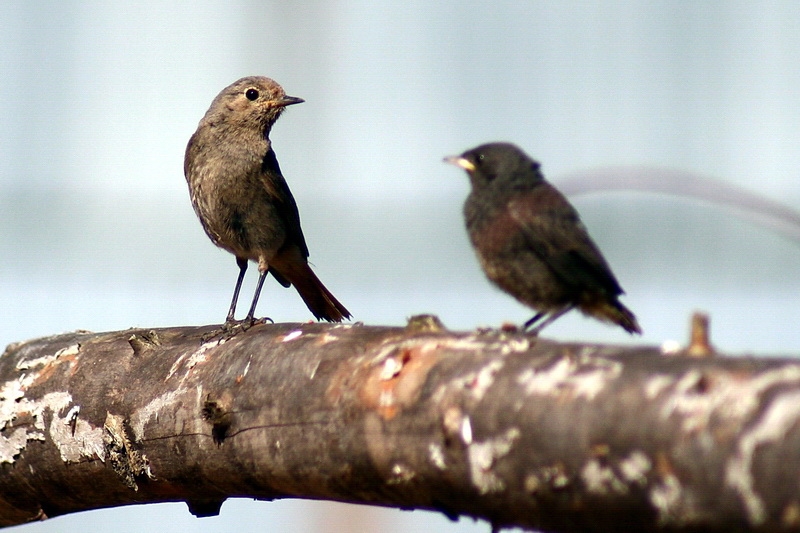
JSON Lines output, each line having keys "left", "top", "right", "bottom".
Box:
{"left": 558, "top": 166, "right": 800, "bottom": 244}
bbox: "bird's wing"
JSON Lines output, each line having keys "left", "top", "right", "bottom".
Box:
{"left": 508, "top": 185, "right": 624, "bottom": 296}
{"left": 260, "top": 148, "right": 310, "bottom": 258}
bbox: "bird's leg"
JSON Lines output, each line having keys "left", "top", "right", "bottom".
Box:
{"left": 243, "top": 268, "right": 269, "bottom": 327}
{"left": 225, "top": 257, "right": 249, "bottom": 324}
{"left": 201, "top": 258, "right": 261, "bottom": 343}
{"left": 525, "top": 305, "right": 574, "bottom": 336}
{"left": 523, "top": 312, "right": 545, "bottom": 331}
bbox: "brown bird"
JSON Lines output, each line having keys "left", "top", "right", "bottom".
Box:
{"left": 445, "top": 142, "right": 641, "bottom": 335}
{"left": 185, "top": 76, "right": 350, "bottom": 328}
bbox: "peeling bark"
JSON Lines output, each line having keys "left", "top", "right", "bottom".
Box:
{"left": 1, "top": 320, "right": 800, "bottom": 532}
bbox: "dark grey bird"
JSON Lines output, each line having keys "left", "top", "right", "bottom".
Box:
{"left": 445, "top": 142, "right": 641, "bottom": 335}
{"left": 185, "top": 76, "right": 350, "bottom": 329}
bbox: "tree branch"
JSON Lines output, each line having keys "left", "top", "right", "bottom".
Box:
{"left": 1, "top": 318, "right": 800, "bottom": 532}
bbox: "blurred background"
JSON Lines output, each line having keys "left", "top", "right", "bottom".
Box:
{"left": 2, "top": 1, "right": 800, "bottom": 532}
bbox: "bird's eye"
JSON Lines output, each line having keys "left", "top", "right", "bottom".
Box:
{"left": 245, "top": 88, "right": 259, "bottom": 101}
{"left": 476, "top": 153, "right": 485, "bottom": 165}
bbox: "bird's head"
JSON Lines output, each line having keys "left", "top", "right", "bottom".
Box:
{"left": 202, "top": 76, "right": 304, "bottom": 134}
{"left": 445, "top": 142, "right": 542, "bottom": 189}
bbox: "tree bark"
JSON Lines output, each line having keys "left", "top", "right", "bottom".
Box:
{"left": 1, "top": 319, "right": 800, "bottom": 532}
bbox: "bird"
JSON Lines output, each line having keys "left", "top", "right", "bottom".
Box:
{"left": 184, "top": 76, "right": 350, "bottom": 330}
{"left": 444, "top": 142, "right": 641, "bottom": 335}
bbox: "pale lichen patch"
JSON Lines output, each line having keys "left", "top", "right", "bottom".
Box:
{"left": 660, "top": 340, "right": 682, "bottom": 355}
{"left": 581, "top": 450, "right": 651, "bottom": 497}
{"left": 282, "top": 330, "right": 303, "bottom": 342}
{"left": 470, "top": 359, "right": 504, "bottom": 400}
{"left": 0, "top": 428, "right": 43, "bottom": 464}
{"left": 388, "top": 463, "right": 416, "bottom": 484}
{"left": 460, "top": 416, "right": 473, "bottom": 445}
{"left": 467, "top": 427, "right": 520, "bottom": 494}
{"left": 500, "top": 337, "right": 530, "bottom": 355}
{"left": 167, "top": 341, "right": 219, "bottom": 381}
{"left": 619, "top": 451, "right": 652, "bottom": 485}
{"left": 725, "top": 390, "right": 800, "bottom": 525}
{"left": 429, "top": 442, "right": 447, "bottom": 470}
{"left": 16, "top": 343, "right": 80, "bottom": 371}
{"left": 516, "top": 355, "right": 622, "bottom": 401}
{"left": 581, "top": 459, "right": 628, "bottom": 495}
{"left": 130, "top": 388, "right": 185, "bottom": 441}
{"left": 315, "top": 332, "right": 339, "bottom": 345}
{"left": 379, "top": 357, "right": 404, "bottom": 380}
{"left": 0, "top": 377, "right": 29, "bottom": 429}
{"left": 50, "top": 408, "right": 105, "bottom": 463}
{"left": 660, "top": 365, "right": 800, "bottom": 433}
{"left": 644, "top": 375, "right": 674, "bottom": 399}
{"left": 447, "top": 359, "right": 505, "bottom": 401}
{"left": 650, "top": 473, "right": 684, "bottom": 525}
{"left": 0, "top": 367, "right": 86, "bottom": 464}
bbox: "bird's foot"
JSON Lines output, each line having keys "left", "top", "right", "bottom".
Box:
{"left": 522, "top": 320, "right": 544, "bottom": 336}
{"left": 200, "top": 317, "right": 273, "bottom": 343}
{"left": 200, "top": 323, "right": 241, "bottom": 344}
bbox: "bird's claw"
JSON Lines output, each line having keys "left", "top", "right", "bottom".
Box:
{"left": 200, "top": 317, "right": 272, "bottom": 343}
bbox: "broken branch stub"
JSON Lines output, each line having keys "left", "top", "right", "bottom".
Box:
{"left": 1, "top": 322, "right": 800, "bottom": 532}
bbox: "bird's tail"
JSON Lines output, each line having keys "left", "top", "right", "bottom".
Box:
{"left": 584, "top": 298, "right": 642, "bottom": 335}
{"left": 605, "top": 300, "right": 642, "bottom": 335}
{"left": 276, "top": 260, "right": 351, "bottom": 322}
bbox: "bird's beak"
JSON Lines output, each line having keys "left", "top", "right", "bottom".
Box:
{"left": 276, "top": 95, "right": 305, "bottom": 107}
{"left": 443, "top": 155, "right": 475, "bottom": 172}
